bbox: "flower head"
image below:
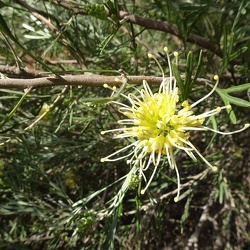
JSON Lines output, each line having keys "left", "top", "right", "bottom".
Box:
{"left": 101, "top": 48, "right": 249, "bottom": 202}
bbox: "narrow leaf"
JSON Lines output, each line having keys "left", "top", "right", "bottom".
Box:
{"left": 229, "top": 46, "right": 248, "bottom": 62}
{"left": 221, "top": 83, "right": 250, "bottom": 93}
{"left": 172, "top": 62, "right": 184, "bottom": 97}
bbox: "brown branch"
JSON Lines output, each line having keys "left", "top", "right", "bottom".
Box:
{"left": 46, "top": 1, "right": 222, "bottom": 57}
{"left": 0, "top": 65, "right": 42, "bottom": 78}
{"left": 118, "top": 11, "right": 222, "bottom": 58}
{"left": 0, "top": 74, "right": 213, "bottom": 89}
{"left": 0, "top": 75, "right": 161, "bottom": 89}
{"left": 40, "top": 1, "right": 222, "bottom": 57}
{"left": 47, "top": 0, "right": 88, "bottom": 15}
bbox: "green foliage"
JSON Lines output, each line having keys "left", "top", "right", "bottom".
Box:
{"left": 0, "top": 0, "right": 250, "bottom": 249}
{"left": 172, "top": 50, "right": 203, "bottom": 101}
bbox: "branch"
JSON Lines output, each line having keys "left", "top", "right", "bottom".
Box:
{"left": 47, "top": 1, "right": 222, "bottom": 57}
{"left": 0, "top": 75, "right": 161, "bottom": 89}
{"left": 0, "top": 65, "right": 43, "bottom": 78}
{"left": 118, "top": 11, "right": 222, "bottom": 58}
{"left": 14, "top": 0, "right": 59, "bottom": 32}
{"left": 0, "top": 74, "right": 212, "bottom": 89}
{"left": 47, "top": 0, "right": 88, "bottom": 15}
{"left": 185, "top": 190, "right": 217, "bottom": 250}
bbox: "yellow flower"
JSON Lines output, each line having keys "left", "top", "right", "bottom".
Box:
{"left": 101, "top": 48, "right": 249, "bottom": 202}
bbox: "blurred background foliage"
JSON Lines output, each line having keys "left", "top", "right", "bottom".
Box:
{"left": 0, "top": 0, "right": 250, "bottom": 249}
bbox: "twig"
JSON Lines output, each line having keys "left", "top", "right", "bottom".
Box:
{"left": 48, "top": 0, "right": 88, "bottom": 15}
{"left": 185, "top": 190, "right": 217, "bottom": 250}
{"left": 15, "top": 0, "right": 58, "bottom": 33}
{"left": 0, "top": 65, "right": 42, "bottom": 78}
{"left": 14, "top": 0, "right": 86, "bottom": 66}
{"left": 120, "top": 26, "right": 159, "bottom": 57}
{"left": 124, "top": 169, "right": 209, "bottom": 216}
{"left": 45, "top": 59, "right": 78, "bottom": 65}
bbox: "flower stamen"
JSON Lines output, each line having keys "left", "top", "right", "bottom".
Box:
{"left": 101, "top": 48, "right": 249, "bottom": 202}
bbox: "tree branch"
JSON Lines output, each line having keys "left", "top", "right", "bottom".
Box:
{"left": 0, "top": 65, "right": 42, "bottom": 78}
{"left": 0, "top": 75, "right": 161, "bottom": 89}
{"left": 46, "top": 1, "right": 222, "bottom": 57}
{"left": 0, "top": 74, "right": 212, "bottom": 89}
{"left": 118, "top": 11, "right": 222, "bottom": 58}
